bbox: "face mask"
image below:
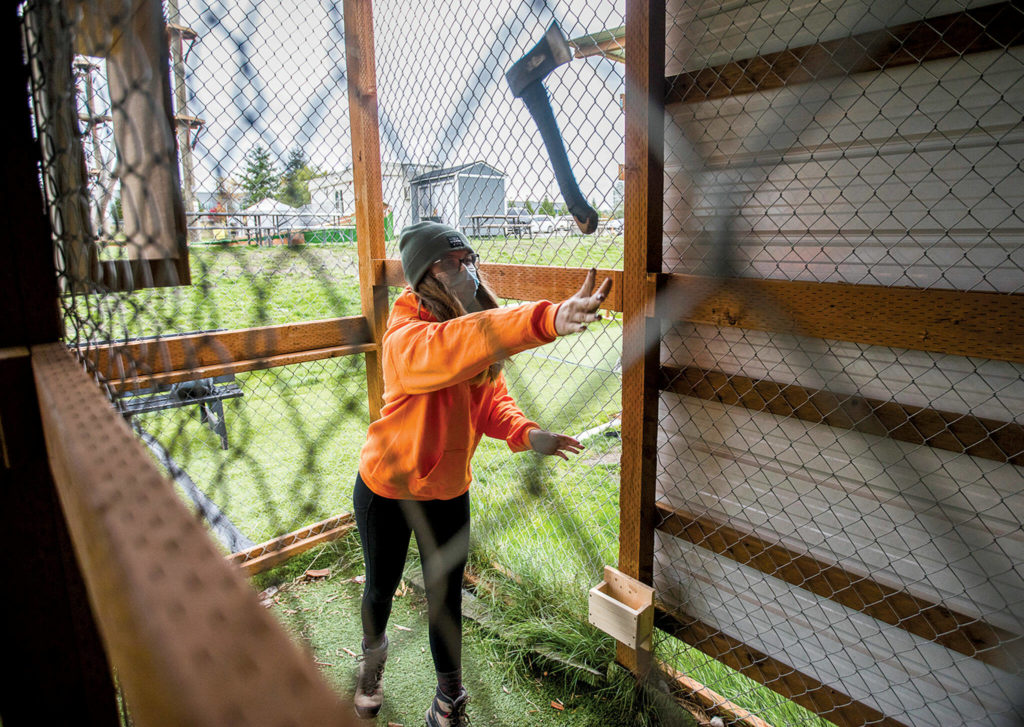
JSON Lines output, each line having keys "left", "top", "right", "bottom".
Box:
{"left": 442, "top": 266, "right": 479, "bottom": 309}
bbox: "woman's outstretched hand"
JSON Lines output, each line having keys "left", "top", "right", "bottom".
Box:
{"left": 528, "top": 429, "right": 584, "bottom": 460}
{"left": 554, "top": 268, "right": 613, "bottom": 336}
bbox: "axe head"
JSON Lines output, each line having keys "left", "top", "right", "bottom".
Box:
{"left": 505, "top": 21, "right": 572, "bottom": 98}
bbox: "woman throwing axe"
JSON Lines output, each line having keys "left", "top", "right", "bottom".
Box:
{"left": 352, "top": 221, "right": 611, "bottom": 726}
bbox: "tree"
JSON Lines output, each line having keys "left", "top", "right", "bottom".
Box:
{"left": 277, "top": 147, "right": 319, "bottom": 208}
{"left": 239, "top": 145, "right": 279, "bottom": 207}
{"left": 537, "top": 197, "right": 557, "bottom": 216}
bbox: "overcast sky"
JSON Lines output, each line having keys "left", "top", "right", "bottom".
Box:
{"left": 178, "top": 0, "right": 626, "bottom": 208}
{"left": 172, "top": 0, "right": 622, "bottom": 207}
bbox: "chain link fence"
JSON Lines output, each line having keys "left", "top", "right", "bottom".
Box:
{"left": 26, "top": 0, "right": 627, "bottom": 680}
{"left": 655, "top": 1, "right": 1024, "bottom": 725}
{"left": 21, "top": 0, "right": 1024, "bottom": 724}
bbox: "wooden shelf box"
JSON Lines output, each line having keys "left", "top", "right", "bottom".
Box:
{"left": 588, "top": 565, "right": 654, "bottom": 650}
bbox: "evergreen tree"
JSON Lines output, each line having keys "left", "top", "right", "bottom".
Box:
{"left": 277, "top": 147, "right": 318, "bottom": 207}
{"left": 537, "top": 197, "right": 557, "bottom": 216}
{"left": 239, "top": 145, "right": 279, "bottom": 207}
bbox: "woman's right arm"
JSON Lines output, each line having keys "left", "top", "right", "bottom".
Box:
{"left": 384, "top": 300, "right": 560, "bottom": 394}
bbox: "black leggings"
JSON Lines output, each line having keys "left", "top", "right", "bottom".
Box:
{"left": 353, "top": 473, "right": 470, "bottom": 674}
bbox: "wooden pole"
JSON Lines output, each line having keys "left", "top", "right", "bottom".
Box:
{"left": 344, "top": 0, "right": 388, "bottom": 420}
{"left": 618, "top": 0, "right": 665, "bottom": 674}
{"left": 1, "top": 6, "right": 117, "bottom": 722}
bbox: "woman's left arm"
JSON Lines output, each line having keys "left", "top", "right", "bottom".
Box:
{"left": 482, "top": 375, "right": 584, "bottom": 459}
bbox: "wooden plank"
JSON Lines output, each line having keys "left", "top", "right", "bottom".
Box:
{"left": 344, "top": 0, "right": 388, "bottom": 421}
{"left": 665, "top": 2, "right": 1024, "bottom": 104}
{"left": 659, "top": 663, "right": 776, "bottom": 727}
{"left": 31, "top": 343, "right": 355, "bottom": 726}
{"left": 1, "top": 348, "right": 119, "bottom": 725}
{"left": 107, "top": 343, "right": 376, "bottom": 392}
{"left": 228, "top": 513, "right": 356, "bottom": 576}
{"left": 655, "top": 501, "right": 1017, "bottom": 670}
{"left": 381, "top": 259, "right": 624, "bottom": 311}
{"left": 654, "top": 608, "right": 905, "bottom": 727}
{"left": 87, "top": 316, "right": 373, "bottom": 383}
{"left": 618, "top": 0, "right": 665, "bottom": 674}
{"left": 653, "top": 273, "right": 1024, "bottom": 363}
{"left": 661, "top": 364, "right": 1024, "bottom": 466}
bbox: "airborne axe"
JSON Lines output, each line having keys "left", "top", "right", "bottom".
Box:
{"left": 506, "top": 22, "right": 599, "bottom": 234}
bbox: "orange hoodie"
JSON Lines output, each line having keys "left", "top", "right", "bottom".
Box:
{"left": 358, "top": 288, "right": 561, "bottom": 501}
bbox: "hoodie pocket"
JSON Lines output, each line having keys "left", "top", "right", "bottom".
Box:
{"left": 420, "top": 448, "right": 469, "bottom": 483}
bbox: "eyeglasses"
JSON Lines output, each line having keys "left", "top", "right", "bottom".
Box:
{"left": 431, "top": 253, "right": 479, "bottom": 275}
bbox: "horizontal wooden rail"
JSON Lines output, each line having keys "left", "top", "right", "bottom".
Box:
{"left": 32, "top": 343, "right": 354, "bottom": 726}
{"left": 661, "top": 364, "right": 1024, "bottom": 466}
{"left": 653, "top": 607, "right": 904, "bottom": 727}
{"left": 655, "top": 502, "right": 1017, "bottom": 670}
{"left": 666, "top": 2, "right": 1024, "bottom": 104}
{"left": 227, "top": 513, "right": 356, "bottom": 577}
{"left": 380, "top": 259, "right": 624, "bottom": 312}
{"left": 110, "top": 343, "right": 376, "bottom": 392}
{"left": 85, "top": 316, "right": 374, "bottom": 390}
{"left": 659, "top": 662, "right": 775, "bottom": 727}
{"left": 652, "top": 273, "right": 1024, "bottom": 363}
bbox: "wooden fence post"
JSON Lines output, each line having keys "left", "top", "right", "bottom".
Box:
{"left": 618, "top": 0, "right": 665, "bottom": 674}
{"left": 344, "top": 0, "right": 388, "bottom": 420}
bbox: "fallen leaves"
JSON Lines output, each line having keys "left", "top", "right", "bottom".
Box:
{"left": 304, "top": 567, "right": 331, "bottom": 580}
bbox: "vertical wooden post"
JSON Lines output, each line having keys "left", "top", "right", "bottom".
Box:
{"left": 619, "top": 0, "right": 665, "bottom": 673}
{"left": 1, "top": 5, "right": 118, "bottom": 723}
{"left": 344, "top": 0, "right": 388, "bottom": 420}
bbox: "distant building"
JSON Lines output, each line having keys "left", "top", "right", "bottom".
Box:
{"left": 308, "top": 161, "right": 438, "bottom": 231}
{"left": 409, "top": 162, "right": 506, "bottom": 232}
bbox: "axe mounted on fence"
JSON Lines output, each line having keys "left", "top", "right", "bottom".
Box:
{"left": 506, "top": 22, "right": 599, "bottom": 234}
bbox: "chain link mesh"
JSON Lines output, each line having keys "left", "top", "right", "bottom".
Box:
{"left": 657, "top": 2, "right": 1024, "bottom": 725}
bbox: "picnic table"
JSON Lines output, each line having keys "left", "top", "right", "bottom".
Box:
{"left": 468, "top": 214, "right": 532, "bottom": 237}
{"left": 117, "top": 374, "right": 243, "bottom": 450}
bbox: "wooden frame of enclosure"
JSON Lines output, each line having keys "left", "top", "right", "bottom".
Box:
{"left": 5, "top": 0, "right": 1022, "bottom": 724}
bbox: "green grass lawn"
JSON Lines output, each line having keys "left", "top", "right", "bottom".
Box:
{"left": 99, "top": 240, "right": 831, "bottom": 727}
{"left": 269, "top": 544, "right": 696, "bottom": 727}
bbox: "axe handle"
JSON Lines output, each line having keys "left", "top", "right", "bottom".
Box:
{"left": 518, "top": 81, "right": 598, "bottom": 234}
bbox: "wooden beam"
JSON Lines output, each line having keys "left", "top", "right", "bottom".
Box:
{"left": 344, "top": 0, "right": 388, "bottom": 422}
{"left": 1, "top": 348, "right": 119, "bottom": 725}
{"left": 381, "top": 259, "right": 624, "bottom": 311}
{"left": 107, "top": 343, "right": 377, "bottom": 392}
{"left": 654, "top": 608, "right": 905, "bottom": 727}
{"left": 658, "top": 662, "right": 776, "bottom": 727}
{"left": 618, "top": 0, "right": 665, "bottom": 674}
{"left": 87, "top": 316, "right": 373, "bottom": 384}
{"left": 32, "top": 343, "right": 355, "bottom": 726}
{"left": 228, "top": 513, "right": 356, "bottom": 576}
{"left": 653, "top": 273, "right": 1024, "bottom": 363}
{"left": 655, "top": 502, "right": 1017, "bottom": 670}
{"left": 666, "top": 2, "right": 1024, "bottom": 104}
{"left": 661, "top": 364, "right": 1024, "bottom": 466}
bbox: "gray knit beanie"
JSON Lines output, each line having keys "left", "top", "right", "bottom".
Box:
{"left": 399, "top": 221, "right": 474, "bottom": 289}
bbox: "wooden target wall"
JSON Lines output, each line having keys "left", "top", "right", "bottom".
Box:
{"left": 619, "top": 1, "right": 1024, "bottom": 725}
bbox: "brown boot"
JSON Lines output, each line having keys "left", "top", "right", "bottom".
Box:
{"left": 425, "top": 686, "right": 469, "bottom": 727}
{"left": 354, "top": 636, "right": 388, "bottom": 719}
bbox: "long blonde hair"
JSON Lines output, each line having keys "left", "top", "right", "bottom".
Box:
{"left": 415, "top": 271, "right": 503, "bottom": 383}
